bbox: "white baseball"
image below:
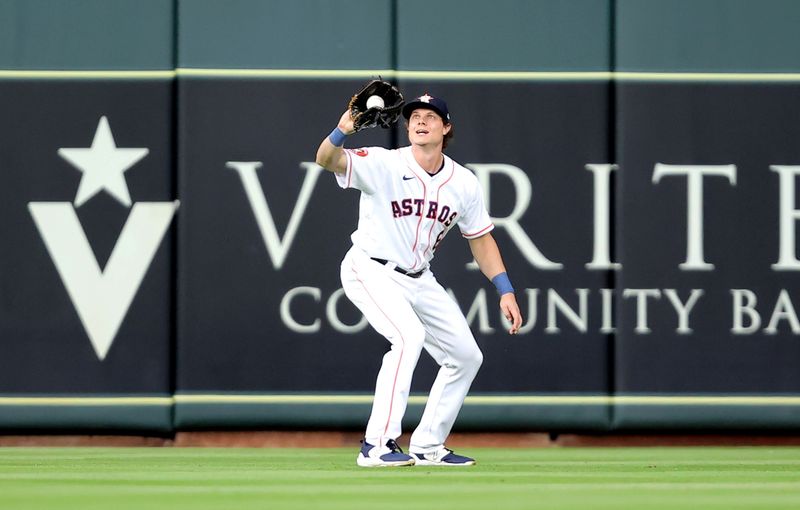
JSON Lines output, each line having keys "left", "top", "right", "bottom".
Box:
{"left": 366, "top": 95, "right": 385, "bottom": 109}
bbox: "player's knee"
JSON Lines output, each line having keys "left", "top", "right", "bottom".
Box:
{"left": 461, "top": 345, "right": 483, "bottom": 372}
{"left": 472, "top": 347, "right": 484, "bottom": 369}
{"left": 406, "top": 324, "right": 427, "bottom": 350}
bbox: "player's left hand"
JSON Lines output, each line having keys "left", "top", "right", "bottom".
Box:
{"left": 500, "top": 293, "right": 523, "bottom": 335}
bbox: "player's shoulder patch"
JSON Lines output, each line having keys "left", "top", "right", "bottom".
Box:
{"left": 351, "top": 148, "right": 369, "bottom": 157}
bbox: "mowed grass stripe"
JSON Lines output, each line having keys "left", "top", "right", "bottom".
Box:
{"left": 1, "top": 447, "right": 799, "bottom": 510}
{"left": 4, "top": 471, "right": 799, "bottom": 482}
{"left": 3, "top": 482, "right": 800, "bottom": 492}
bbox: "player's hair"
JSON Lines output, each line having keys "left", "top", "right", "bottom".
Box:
{"left": 442, "top": 122, "right": 454, "bottom": 149}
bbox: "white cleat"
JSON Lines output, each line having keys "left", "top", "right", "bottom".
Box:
{"left": 356, "top": 439, "right": 416, "bottom": 467}
{"left": 410, "top": 447, "right": 476, "bottom": 466}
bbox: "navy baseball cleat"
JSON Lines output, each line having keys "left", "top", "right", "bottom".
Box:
{"left": 410, "top": 447, "right": 476, "bottom": 466}
{"left": 356, "top": 438, "right": 415, "bottom": 467}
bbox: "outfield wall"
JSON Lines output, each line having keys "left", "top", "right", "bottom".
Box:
{"left": 1, "top": 0, "right": 799, "bottom": 433}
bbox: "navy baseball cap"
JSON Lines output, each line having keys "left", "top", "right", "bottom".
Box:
{"left": 402, "top": 94, "right": 451, "bottom": 123}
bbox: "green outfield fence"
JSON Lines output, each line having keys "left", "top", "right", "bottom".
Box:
{"left": 1, "top": 0, "right": 799, "bottom": 433}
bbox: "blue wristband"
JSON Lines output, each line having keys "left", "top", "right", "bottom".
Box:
{"left": 491, "top": 272, "right": 515, "bottom": 296}
{"left": 328, "top": 127, "right": 348, "bottom": 147}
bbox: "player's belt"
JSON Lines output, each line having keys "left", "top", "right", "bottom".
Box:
{"left": 370, "top": 257, "right": 426, "bottom": 279}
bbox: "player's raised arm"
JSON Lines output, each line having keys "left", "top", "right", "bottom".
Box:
{"left": 315, "top": 110, "right": 354, "bottom": 174}
{"left": 468, "top": 233, "right": 523, "bottom": 335}
{"left": 316, "top": 80, "right": 405, "bottom": 175}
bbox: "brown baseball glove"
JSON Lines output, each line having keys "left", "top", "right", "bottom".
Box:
{"left": 348, "top": 79, "right": 404, "bottom": 132}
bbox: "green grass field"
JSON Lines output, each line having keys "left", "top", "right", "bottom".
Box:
{"left": 1, "top": 447, "right": 799, "bottom": 509}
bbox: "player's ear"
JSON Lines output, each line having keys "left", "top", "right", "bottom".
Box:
{"left": 443, "top": 123, "right": 452, "bottom": 135}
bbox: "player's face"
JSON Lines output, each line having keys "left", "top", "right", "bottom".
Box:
{"left": 407, "top": 108, "right": 451, "bottom": 148}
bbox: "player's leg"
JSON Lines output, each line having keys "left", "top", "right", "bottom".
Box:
{"left": 340, "top": 248, "right": 426, "bottom": 466}
{"left": 408, "top": 274, "right": 483, "bottom": 465}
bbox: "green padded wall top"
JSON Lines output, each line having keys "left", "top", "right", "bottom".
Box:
{"left": 617, "top": 0, "right": 800, "bottom": 72}
{"left": 178, "top": 0, "right": 393, "bottom": 70}
{"left": 0, "top": 0, "right": 174, "bottom": 70}
{"left": 396, "top": 0, "right": 611, "bottom": 72}
{"left": 3, "top": 0, "right": 798, "bottom": 75}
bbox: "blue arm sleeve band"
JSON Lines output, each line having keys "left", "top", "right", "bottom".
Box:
{"left": 491, "top": 272, "right": 515, "bottom": 296}
{"left": 328, "top": 127, "right": 348, "bottom": 147}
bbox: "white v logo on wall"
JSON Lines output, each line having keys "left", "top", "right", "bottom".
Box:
{"left": 28, "top": 116, "right": 178, "bottom": 361}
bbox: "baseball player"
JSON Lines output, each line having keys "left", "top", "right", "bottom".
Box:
{"left": 315, "top": 90, "right": 523, "bottom": 467}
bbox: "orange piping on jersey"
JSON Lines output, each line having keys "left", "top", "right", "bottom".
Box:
{"left": 352, "top": 264, "right": 405, "bottom": 438}
{"left": 462, "top": 223, "right": 494, "bottom": 239}
{"left": 406, "top": 162, "right": 427, "bottom": 270}
{"left": 423, "top": 158, "right": 456, "bottom": 260}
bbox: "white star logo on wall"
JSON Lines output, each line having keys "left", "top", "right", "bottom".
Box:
{"left": 29, "top": 115, "right": 178, "bottom": 361}
{"left": 58, "top": 116, "right": 149, "bottom": 207}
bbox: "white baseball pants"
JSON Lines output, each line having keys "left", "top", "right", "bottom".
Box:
{"left": 340, "top": 246, "right": 483, "bottom": 453}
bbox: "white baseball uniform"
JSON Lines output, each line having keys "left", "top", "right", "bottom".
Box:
{"left": 335, "top": 145, "right": 493, "bottom": 453}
